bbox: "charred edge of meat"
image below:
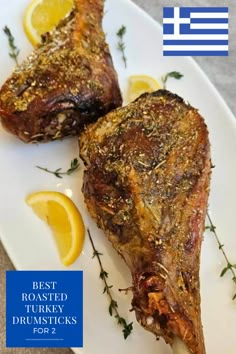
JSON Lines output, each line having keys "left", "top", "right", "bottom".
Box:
{"left": 1, "top": 96, "right": 120, "bottom": 143}
{"left": 135, "top": 89, "right": 187, "bottom": 106}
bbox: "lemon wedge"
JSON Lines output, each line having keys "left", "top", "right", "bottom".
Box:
{"left": 26, "top": 191, "right": 85, "bottom": 266}
{"left": 127, "top": 75, "right": 161, "bottom": 103}
{"left": 23, "top": 0, "right": 74, "bottom": 46}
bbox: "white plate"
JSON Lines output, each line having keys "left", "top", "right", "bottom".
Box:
{"left": 1, "top": 0, "right": 236, "bottom": 353}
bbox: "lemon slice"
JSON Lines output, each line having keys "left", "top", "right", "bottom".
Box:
{"left": 23, "top": 0, "right": 74, "bottom": 46}
{"left": 127, "top": 75, "right": 161, "bottom": 103}
{"left": 26, "top": 191, "right": 85, "bottom": 266}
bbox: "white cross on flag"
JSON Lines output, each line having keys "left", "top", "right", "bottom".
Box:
{"left": 163, "top": 7, "right": 229, "bottom": 56}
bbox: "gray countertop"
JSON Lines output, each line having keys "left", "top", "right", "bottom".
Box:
{"left": 0, "top": 0, "right": 235, "bottom": 353}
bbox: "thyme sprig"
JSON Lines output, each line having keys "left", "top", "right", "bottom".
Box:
{"left": 88, "top": 229, "right": 133, "bottom": 339}
{"left": 161, "top": 71, "right": 183, "bottom": 89}
{"left": 117, "top": 25, "right": 127, "bottom": 68}
{"left": 206, "top": 212, "right": 236, "bottom": 300}
{"left": 36, "top": 158, "right": 79, "bottom": 179}
{"left": 3, "top": 26, "right": 20, "bottom": 65}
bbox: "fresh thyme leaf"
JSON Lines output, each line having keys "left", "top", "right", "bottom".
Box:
{"left": 123, "top": 322, "right": 133, "bottom": 339}
{"left": 3, "top": 26, "right": 20, "bottom": 65}
{"left": 92, "top": 250, "right": 103, "bottom": 259}
{"left": 108, "top": 302, "right": 113, "bottom": 316}
{"left": 206, "top": 211, "right": 236, "bottom": 300}
{"left": 117, "top": 25, "right": 126, "bottom": 37}
{"left": 100, "top": 270, "right": 108, "bottom": 280}
{"left": 103, "top": 285, "right": 113, "bottom": 294}
{"left": 116, "top": 315, "right": 126, "bottom": 326}
{"left": 205, "top": 224, "right": 216, "bottom": 232}
{"left": 67, "top": 158, "right": 79, "bottom": 175}
{"left": 88, "top": 229, "right": 133, "bottom": 339}
{"left": 104, "top": 285, "right": 113, "bottom": 294}
{"left": 220, "top": 266, "right": 230, "bottom": 277}
{"left": 115, "top": 315, "right": 133, "bottom": 339}
{"left": 161, "top": 71, "right": 183, "bottom": 89}
{"left": 169, "top": 71, "right": 183, "bottom": 79}
{"left": 210, "top": 225, "right": 216, "bottom": 232}
{"left": 109, "top": 299, "right": 118, "bottom": 316}
{"left": 116, "top": 25, "right": 127, "bottom": 68}
{"left": 36, "top": 158, "right": 79, "bottom": 178}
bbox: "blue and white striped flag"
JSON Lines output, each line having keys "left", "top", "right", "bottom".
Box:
{"left": 163, "top": 7, "right": 228, "bottom": 56}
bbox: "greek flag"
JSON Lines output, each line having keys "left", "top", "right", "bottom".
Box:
{"left": 163, "top": 7, "right": 228, "bottom": 56}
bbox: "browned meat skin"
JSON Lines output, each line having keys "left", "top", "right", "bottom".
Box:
{"left": 0, "top": 0, "right": 122, "bottom": 143}
{"left": 80, "top": 90, "right": 211, "bottom": 354}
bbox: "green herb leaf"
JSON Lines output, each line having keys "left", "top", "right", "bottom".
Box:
{"left": 36, "top": 158, "right": 79, "bottom": 178}
{"left": 92, "top": 250, "right": 103, "bottom": 259}
{"left": 109, "top": 299, "right": 118, "bottom": 316}
{"left": 116, "top": 315, "right": 126, "bottom": 326}
{"left": 161, "top": 71, "right": 183, "bottom": 89}
{"left": 3, "top": 26, "right": 20, "bottom": 65}
{"left": 206, "top": 224, "right": 216, "bottom": 232}
{"left": 123, "top": 321, "right": 133, "bottom": 339}
{"left": 166, "top": 71, "right": 183, "bottom": 80}
{"left": 117, "top": 25, "right": 127, "bottom": 68}
{"left": 67, "top": 158, "right": 79, "bottom": 175}
{"left": 100, "top": 270, "right": 108, "bottom": 280}
{"left": 220, "top": 266, "right": 230, "bottom": 277}
{"left": 210, "top": 225, "right": 216, "bottom": 232}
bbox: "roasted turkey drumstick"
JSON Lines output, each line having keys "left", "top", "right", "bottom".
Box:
{"left": 80, "top": 90, "right": 211, "bottom": 354}
{"left": 0, "top": 0, "right": 122, "bottom": 143}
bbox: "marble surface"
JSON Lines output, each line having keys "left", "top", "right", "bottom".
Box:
{"left": 0, "top": 0, "right": 235, "bottom": 353}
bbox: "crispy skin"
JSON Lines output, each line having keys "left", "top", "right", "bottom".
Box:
{"left": 0, "top": 0, "right": 122, "bottom": 143}
{"left": 80, "top": 90, "right": 211, "bottom": 354}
